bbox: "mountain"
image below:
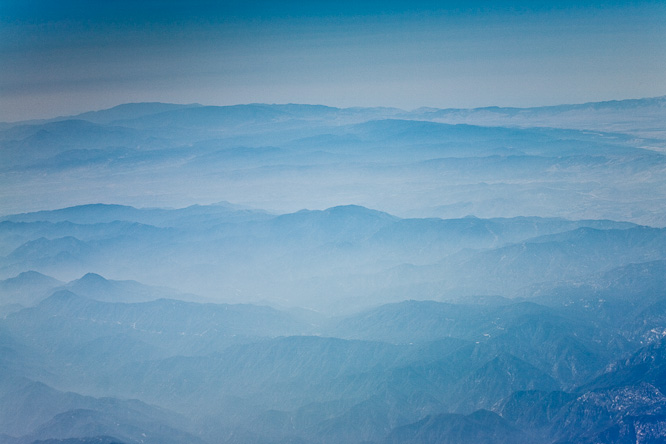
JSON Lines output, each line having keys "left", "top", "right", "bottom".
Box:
{"left": 6, "top": 237, "right": 93, "bottom": 264}
{"left": 406, "top": 96, "right": 666, "bottom": 137}
{"left": 1, "top": 97, "right": 665, "bottom": 442}
{"left": 1, "top": 237, "right": 96, "bottom": 280}
{"left": 2, "top": 275, "right": 666, "bottom": 443}
{"left": 2, "top": 99, "right": 665, "bottom": 224}
{"left": 328, "top": 299, "right": 521, "bottom": 343}
{"left": 4, "top": 290, "right": 313, "bottom": 360}
{"left": 374, "top": 225, "right": 666, "bottom": 298}
{"left": 109, "top": 104, "right": 323, "bottom": 131}
{"left": 0, "top": 120, "right": 143, "bottom": 161}
{"left": 549, "top": 384, "right": 666, "bottom": 444}
{"left": 79, "top": 103, "right": 403, "bottom": 131}
{"left": 383, "top": 410, "right": 530, "bottom": 444}
{"left": 582, "top": 339, "right": 666, "bottom": 394}
{"left": 0, "top": 377, "right": 195, "bottom": 442}
{"left": 63, "top": 273, "right": 191, "bottom": 304}
{"left": 450, "top": 353, "right": 560, "bottom": 413}
{"left": 68, "top": 103, "right": 203, "bottom": 125}
{"left": 2, "top": 202, "right": 661, "bottom": 311}
{"left": 265, "top": 205, "right": 398, "bottom": 244}
{"left": 366, "top": 216, "right": 635, "bottom": 259}
{"left": 17, "top": 407, "right": 205, "bottom": 444}
{"left": 0, "top": 271, "right": 63, "bottom": 308}
{"left": 26, "top": 437, "right": 126, "bottom": 444}
{"left": 2, "top": 205, "right": 151, "bottom": 225}
{"left": 496, "top": 390, "right": 577, "bottom": 430}
{"left": 1, "top": 203, "right": 269, "bottom": 227}
{"left": 522, "top": 259, "right": 666, "bottom": 346}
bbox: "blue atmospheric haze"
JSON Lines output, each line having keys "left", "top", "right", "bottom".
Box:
{"left": 1, "top": 0, "right": 665, "bottom": 120}
{"left": 0, "top": 97, "right": 666, "bottom": 443}
{"left": 1, "top": 1, "right": 666, "bottom": 444}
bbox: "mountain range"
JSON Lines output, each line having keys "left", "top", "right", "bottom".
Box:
{"left": 2, "top": 98, "right": 665, "bottom": 224}
{"left": 1, "top": 98, "right": 665, "bottom": 443}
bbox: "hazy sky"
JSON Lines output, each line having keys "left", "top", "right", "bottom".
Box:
{"left": 1, "top": 0, "right": 665, "bottom": 121}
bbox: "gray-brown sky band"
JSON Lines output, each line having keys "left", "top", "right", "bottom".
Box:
{"left": 1, "top": 0, "right": 665, "bottom": 121}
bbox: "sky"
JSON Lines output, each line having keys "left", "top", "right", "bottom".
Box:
{"left": 1, "top": 0, "right": 665, "bottom": 122}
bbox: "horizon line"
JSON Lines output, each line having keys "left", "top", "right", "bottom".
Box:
{"left": 3, "top": 94, "right": 665, "bottom": 125}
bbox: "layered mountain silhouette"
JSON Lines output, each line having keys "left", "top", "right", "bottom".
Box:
{"left": 1, "top": 98, "right": 665, "bottom": 443}
{"left": 2, "top": 98, "right": 665, "bottom": 224}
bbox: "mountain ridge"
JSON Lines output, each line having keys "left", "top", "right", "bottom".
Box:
{"left": 3, "top": 95, "right": 664, "bottom": 126}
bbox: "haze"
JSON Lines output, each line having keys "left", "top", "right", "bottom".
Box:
{"left": 2, "top": 2, "right": 666, "bottom": 444}
{"left": 1, "top": 0, "right": 665, "bottom": 121}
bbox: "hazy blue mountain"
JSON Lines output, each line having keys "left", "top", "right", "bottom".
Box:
{"left": 468, "top": 225, "right": 666, "bottom": 286}
{"left": 582, "top": 339, "right": 666, "bottom": 394}
{"left": 0, "top": 377, "right": 193, "bottom": 441}
{"left": 3, "top": 290, "right": 312, "bottom": 363}
{"left": 112, "top": 104, "right": 302, "bottom": 130}
{"left": 0, "top": 271, "right": 62, "bottom": 307}
{"left": 63, "top": 273, "right": 192, "bottom": 303}
{"left": 327, "top": 299, "right": 531, "bottom": 343}
{"left": 111, "top": 336, "right": 408, "bottom": 413}
{"left": 68, "top": 102, "right": 203, "bottom": 125}
{"left": 0, "top": 323, "right": 46, "bottom": 383}
{"left": 2, "top": 202, "right": 659, "bottom": 311}
{"left": 450, "top": 353, "right": 560, "bottom": 413}
{"left": 1, "top": 97, "right": 665, "bottom": 443}
{"left": 0, "top": 120, "right": 143, "bottom": 160}
{"left": 1, "top": 205, "right": 146, "bottom": 225}
{"left": 366, "top": 216, "right": 635, "bottom": 258}
{"left": 0, "top": 220, "right": 165, "bottom": 256}
{"left": 28, "top": 437, "right": 126, "bottom": 444}
{"left": 5, "top": 297, "right": 620, "bottom": 441}
{"left": 15, "top": 407, "right": 201, "bottom": 444}
{"left": 383, "top": 409, "right": 530, "bottom": 444}
{"left": 264, "top": 205, "right": 398, "bottom": 244}
{"left": 549, "top": 384, "right": 666, "bottom": 444}
{"left": 406, "top": 96, "right": 666, "bottom": 137}
{"left": 496, "top": 390, "right": 577, "bottom": 430}
{"left": 106, "top": 103, "right": 402, "bottom": 132}
{"left": 1, "top": 237, "right": 96, "bottom": 280}
{"left": 2, "top": 202, "right": 269, "bottom": 228}
{"left": 493, "top": 341, "right": 666, "bottom": 443}
{"left": 371, "top": 225, "right": 666, "bottom": 298}
{"left": 303, "top": 390, "right": 446, "bottom": 444}
{"left": 345, "top": 118, "right": 655, "bottom": 156}
{"left": 6, "top": 237, "right": 93, "bottom": 264}
{"left": 481, "top": 311, "right": 615, "bottom": 388}
{"left": 2, "top": 274, "right": 666, "bottom": 442}
{"left": 522, "top": 259, "right": 666, "bottom": 347}
{"left": 2, "top": 99, "right": 665, "bottom": 224}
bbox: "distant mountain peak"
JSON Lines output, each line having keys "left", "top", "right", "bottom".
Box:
{"left": 69, "top": 102, "right": 203, "bottom": 124}
{"left": 77, "top": 272, "right": 109, "bottom": 283}
{"left": 1, "top": 203, "right": 137, "bottom": 223}
{"left": 3, "top": 270, "right": 60, "bottom": 285}
{"left": 323, "top": 204, "right": 395, "bottom": 218}
{"left": 39, "top": 289, "right": 87, "bottom": 307}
